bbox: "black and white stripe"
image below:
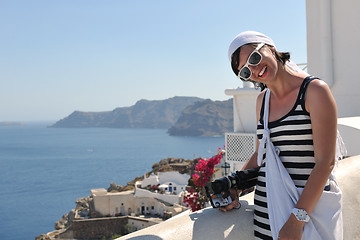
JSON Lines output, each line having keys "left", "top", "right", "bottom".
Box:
{"left": 253, "top": 77, "right": 317, "bottom": 239}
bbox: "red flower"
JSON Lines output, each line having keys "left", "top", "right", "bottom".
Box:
{"left": 183, "top": 148, "right": 225, "bottom": 212}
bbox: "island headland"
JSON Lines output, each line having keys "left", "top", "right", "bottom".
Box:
{"left": 49, "top": 96, "right": 233, "bottom": 137}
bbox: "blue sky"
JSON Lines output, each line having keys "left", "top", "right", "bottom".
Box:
{"left": 0, "top": 0, "right": 307, "bottom": 122}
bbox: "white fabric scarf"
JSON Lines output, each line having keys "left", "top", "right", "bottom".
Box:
{"left": 257, "top": 89, "right": 343, "bottom": 240}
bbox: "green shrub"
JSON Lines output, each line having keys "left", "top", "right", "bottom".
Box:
{"left": 111, "top": 233, "right": 122, "bottom": 239}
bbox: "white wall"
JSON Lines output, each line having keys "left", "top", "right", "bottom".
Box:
{"left": 92, "top": 195, "right": 110, "bottom": 216}
{"left": 134, "top": 187, "right": 181, "bottom": 205}
{"left": 337, "top": 117, "right": 360, "bottom": 156}
{"left": 127, "top": 217, "right": 160, "bottom": 232}
{"left": 157, "top": 171, "right": 189, "bottom": 186}
{"left": 92, "top": 190, "right": 166, "bottom": 217}
{"left": 225, "top": 88, "right": 259, "bottom": 133}
{"left": 141, "top": 173, "right": 158, "bottom": 188}
{"left": 306, "top": 0, "right": 360, "bottom": 117}
{"left": 141, "top": 171, "right": 189, "bottom": 195}
{"left": 306, "top": 0, "right": 360, "bottom": 156}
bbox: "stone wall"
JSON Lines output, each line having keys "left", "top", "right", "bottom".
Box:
{"left": 59, "top": 217, "right": 128, "bottom": 240}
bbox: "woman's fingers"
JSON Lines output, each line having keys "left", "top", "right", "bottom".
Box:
{"left": 219, "top": 189, "right": 240, "bottom": 212}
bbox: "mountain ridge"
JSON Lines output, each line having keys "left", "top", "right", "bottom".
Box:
{"left": 50, "top": 96, "right": 234, "bottom": 136}
{"left": 168, "top": 99, "right": 233, "bottom": 136}
{"left": 50, "top": 96, "right": 204, "bottom": 129}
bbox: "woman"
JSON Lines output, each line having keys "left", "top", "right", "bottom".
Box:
{"left": 221, "top": 31, "right": 343, "bottom": 240}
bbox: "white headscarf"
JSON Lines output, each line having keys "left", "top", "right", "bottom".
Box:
{"left": 228, "top": 31, "right": 308, "bottom": 75}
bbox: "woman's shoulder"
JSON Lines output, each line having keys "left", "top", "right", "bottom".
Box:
{"left": 305, "top": 78, "right": 336, "bottom": 112}
{"left": 307, "top": 77, "right": 328, "bottom": 88}
{"left": 307, "top": 78, "right": 332, "bottom": 99}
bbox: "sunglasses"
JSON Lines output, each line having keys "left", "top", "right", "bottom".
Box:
{"left": 237, "top": 42, "right": 265, "bottom": 81}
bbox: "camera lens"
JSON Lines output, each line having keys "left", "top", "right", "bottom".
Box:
{"left": 211, "top": 177, "right": 231, "bottom": 194}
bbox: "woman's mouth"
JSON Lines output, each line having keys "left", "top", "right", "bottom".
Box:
{"left": 258, "top": 65, "right": 267, "bottom": 77}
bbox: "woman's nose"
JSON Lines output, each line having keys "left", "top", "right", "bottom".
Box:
{"left": 248, "top": 65, "right": 257, "bottom": 73}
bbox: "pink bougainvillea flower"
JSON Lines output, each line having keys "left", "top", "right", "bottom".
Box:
{"left": 183, "top": 147, "right": 225, "bottom": 212}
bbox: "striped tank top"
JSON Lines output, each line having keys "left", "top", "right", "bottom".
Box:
{"left": 254, "top": 76, "right": 318, "bottom": 239}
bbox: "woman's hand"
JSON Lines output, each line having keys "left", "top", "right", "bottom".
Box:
{"left": 278, "top": 214, "right": 305, "bottom": 240}
{"left": 219, "top": 189, "right": 240, "bottom": 212}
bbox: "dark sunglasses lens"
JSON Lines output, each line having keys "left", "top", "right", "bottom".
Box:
{"left": 249, "top": 52, "right": 261, "bottom": 65}
{"left": 240, "top": 67, "right": 251, "bottom": 79}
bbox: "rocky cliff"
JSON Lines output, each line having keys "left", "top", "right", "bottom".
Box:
{"left": 50, "top": 96, "right": 204, "bottom": 129}
{"left": 50, "top": 96, "right": 234, "bottom": 136}
{"left": 168, "top": 99, "right": 233, "bottom": 136}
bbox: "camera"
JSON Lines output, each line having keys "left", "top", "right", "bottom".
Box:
{"left": 205, "top": 167, "right": 260, "bottom": 208}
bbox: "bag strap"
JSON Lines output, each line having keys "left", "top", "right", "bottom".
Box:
{"left": 257, "top": 89, "right": 271, "bottom": 166}
{"left": 263, "top": 89, "right": 271, "bottom": 129}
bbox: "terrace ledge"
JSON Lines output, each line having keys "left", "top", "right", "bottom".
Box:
{"left": 118, "top": 155, "right": 360, "bottom": 240}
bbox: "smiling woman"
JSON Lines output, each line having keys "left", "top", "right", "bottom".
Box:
{"left": 224, "top": 31, "right": 343, "bottom": 240}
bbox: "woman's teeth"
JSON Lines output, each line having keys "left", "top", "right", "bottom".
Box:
{"left": 259, "top": 66, "right": 267, "bottom": 77}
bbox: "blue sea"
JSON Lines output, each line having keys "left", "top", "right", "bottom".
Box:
{"left": 0, "top": 122, "right": 224, "bottom": 240}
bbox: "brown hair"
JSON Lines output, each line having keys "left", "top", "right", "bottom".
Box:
{"left": 230, "top": 43, "right": 290, "bottom": 91}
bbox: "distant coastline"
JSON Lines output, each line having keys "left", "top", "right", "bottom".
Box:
{"left": 0, "top": 121, "right": 25, "bottom": 126}
{"left": 49, "top": 96, "right": 233, "bottom": 137}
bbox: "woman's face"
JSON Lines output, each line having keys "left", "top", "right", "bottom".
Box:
{"left": 237, "top": 44, "right": 278, "bottom": 85}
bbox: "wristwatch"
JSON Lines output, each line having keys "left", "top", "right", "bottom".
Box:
{"left": 292, "top": 208, "right": 310, "bottom": 222}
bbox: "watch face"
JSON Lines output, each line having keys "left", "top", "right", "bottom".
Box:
{"left": 293, "top": 208, "right": 309, "bottom": 222}
{"left": 297, "top": 210, "right": 307, "bottom": 220}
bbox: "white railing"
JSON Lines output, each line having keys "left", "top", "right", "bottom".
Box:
{"left": 225, "top": 132, "right": 256, "bottom": 163}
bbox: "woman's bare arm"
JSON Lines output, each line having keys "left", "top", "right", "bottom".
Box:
{"left": 279, "top": 79, "right": 337, "bottom": 238}
{"left": 295, "top": 79, "right": 337, "bottom": 214}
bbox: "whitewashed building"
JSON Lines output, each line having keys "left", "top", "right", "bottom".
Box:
{"left": 90, "top": 188, "right": 186, "bottom": 218}
{"left": 140, "top": 171, "right": 189, "bottom": 195}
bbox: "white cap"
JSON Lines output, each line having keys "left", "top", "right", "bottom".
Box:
{"left": 228, "top": 31, "right": 275, "bottom": 61}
